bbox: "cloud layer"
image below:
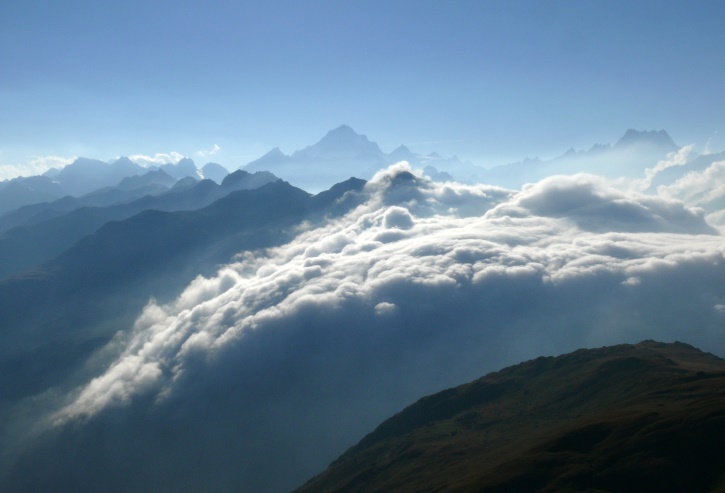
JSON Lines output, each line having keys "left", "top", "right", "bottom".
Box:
{"left": 0, "top": 155, "right": 76, "bottom": 180}
{"left": 5, "top": 164, "right": 725, "bottom": 492}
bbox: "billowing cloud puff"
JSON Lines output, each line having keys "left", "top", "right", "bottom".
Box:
{"left": 5, "top": 164, "right": 724, "bottom": 493}
{"left": 128, "top": 151, "right": 185, "bottom": 166}
{"left": 629, "top": 145, "right": 695, "bottom": 191}
{"left": 196, "top": 144, "right": 222, "bottom": 159}
{"left": 658, "top": 160, "right": 725, "bottom": 211}
{"left": 488, "top": 174, "right": 716, "bottom": 234}
{"left": 0, "top": 155, "right": 76, "bottom": 180}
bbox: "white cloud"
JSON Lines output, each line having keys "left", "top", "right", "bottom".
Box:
{"left": 658, "top": 160, "right": 725, "bottom": 207}
{"left": 11, "top": 164, "right": 725, "bottom": 492}
{"left": 647, "top": 145, "right": 694, "bottom": 179}
{"left": 196, "top": 144, "right": 221, "bottom": 159}
{"left": 0, "top": 155, "right": 76, "bottom": 180}
{"left": 487, "top": 173, "right": 715, "bottom": 234}
{"left": 128, "top": 151, "right": 185, "bottom": 167}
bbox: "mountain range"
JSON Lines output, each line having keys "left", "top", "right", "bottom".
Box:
{"left": 0, "top": 177, "right": 365, "bottom": 405}
{"left": 2, "top": 125, "right": 716, "bottom": 215}
{"left": 0, "top": 170, "right": 278, "bottom": 279}
{"left": 0, "top": 127, "right": 722, "bottom": 493}
{"left": 244, "top": 124, "right": 475, "bottom": 192}
{"left": 296, "top": 340, "right": 725, "bottom": 493}
{"left": 0, "top": 156, "right": 230, "bottom": 215}
{"left": 484, "top": 129, "right": 681, "bottom": 188}
{"left": 241, "top": 125, "right": 701, "bottom": 191}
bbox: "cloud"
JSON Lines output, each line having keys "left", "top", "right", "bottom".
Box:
{"left": 196, "top": 144, "right": 221, "bottom": 159}
{"left": 5, "top": 164, "right": 725, "bottom": 492}
{"left": 128, "top": 151, "right": 185, "bottom": 167}
{"left": 0, "top": 155, "right": 76, "bottom": 180}
{"left": 658, "top": 160, "right": 725, "bottom": 209}
{"left": 487, "top": 173, "right": 716, "bottom": 234}
{"left": 649, "top": 145, "right": 694, "bottom": 179}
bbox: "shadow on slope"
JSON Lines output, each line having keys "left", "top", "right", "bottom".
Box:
{"left": 0, "top": 178, "right": 366, "bottom": 405}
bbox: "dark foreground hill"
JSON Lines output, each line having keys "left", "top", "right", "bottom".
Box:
{"left": 296, "top": 341, "right": 725, "bottom": 493}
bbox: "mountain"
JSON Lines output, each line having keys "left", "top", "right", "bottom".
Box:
{"left": 243, "top": 125, "right": 481, "bottom": 192}
{"left": 53, "top": 157, "right": 146, "bottom": 196}
{"left": 296, "top": 341, "right": 725, "bottom": 493}
{"left": 0, "top": 157, "right": 218, "bottom": 218}
{"left": 614, "top": 129, "right": 678, "bottom": 151}
{"left": 484, "top": 129, "right": 681, "bottom": 188}
{"left": 0, "top": 175, "right": 66, "bottom": 215}
{"left": 244, "top": 125, "right": 387, "bottom": 192}
{"left": 0, "top": 178, "right": 366, "bottom": 406}
{"left": 201, "top": 162, "right": 229, "bottom": 184}
{"left": 115, "top": 168, "right": 177, "bottom": 191}
{"left": 293, "top": 124, "right": 384, "bottom": 159}
{"left": 0, "top": 169, "right": 178, "bottom": 233}
{"left": 220, "top": 169, "right": 278, "bottom": 189}
{"left": 0, "top": 171, "right": 280, "bottom": 280}
{"left": 161, "top": 157, "right": 202, "bottom": 180}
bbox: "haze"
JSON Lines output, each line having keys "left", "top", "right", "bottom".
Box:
{"left": 1, "top": 1, "right": 723, "bottom": 178}
{"left": 1, "top": 2, "right": 724, "bottom": 493}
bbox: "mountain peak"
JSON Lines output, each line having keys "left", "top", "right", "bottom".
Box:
{"left": 318, "top": 124, "right": 369, "bottom": 146}
{"left": 176, "top": 157, "right": 196, "bottom": 168}
{"left": 111, "top": 156, "right": 138, "bottom": 168}
{"left": 264, "top": 146, "right": 287, "bottom": 158}
{"left": 324, "top": 124, "right": 359, "bottom": 139}
{"left": 292, "top": 125, "right": 383, "bottom": 160}
{"left": 615, "top": 129, "right": 677, "bottom": 151}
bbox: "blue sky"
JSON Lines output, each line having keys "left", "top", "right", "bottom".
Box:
{"left": 1, "top": 0, "right": 723, "bottom": 176}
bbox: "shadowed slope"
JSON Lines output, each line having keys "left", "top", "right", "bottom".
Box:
{"left": 296, "top": 341, "right": 725, "bottom": 493}
{"left": 0, "top": 179, "right": 365, "bottom": 405}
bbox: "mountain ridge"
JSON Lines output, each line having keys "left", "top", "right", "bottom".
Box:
{"left": 295, "top": 340, "right": 725, "bottom": 493}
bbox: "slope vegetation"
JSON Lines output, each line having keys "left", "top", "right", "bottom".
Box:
{"left": 296, "top": 341, "right": 725, "bottom": 493}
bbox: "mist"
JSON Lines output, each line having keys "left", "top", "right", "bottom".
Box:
{"left": 2, "top": 162, "right": 724, "bottom": 492}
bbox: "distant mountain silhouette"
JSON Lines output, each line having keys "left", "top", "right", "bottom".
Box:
{"left": 115, "top": 168, "right": 177, "bottom": 191}
{"left": 52, "top": 157, "right": 145, "bottom": 196}
{"left": 221, "top": 169, "right": 277, "bottom": 189}
{"left": 0, "top": 169, "right": 178, "bottom": 233}
{"left": 614, "top": 129, "right": 678, "bottom": 151}
{"left": 0, "top": 175, "right": 66, "bottom": 215}
{"left": 484, "top": 129, "right": 681, "bottom": 188}
{"left": 161, "top": 157, "right": 201, "bottom": 180}
{"left": 296, "top": 340, "right": 725, "bottom": 493}
{"left": 293, "top": 124, "right": 384, "bottom": 159}
{"left": 243, "top": 125, "right": 478, "bottom": 192}
{"left": 0, "top": 170, "right": 280, "bottom": 279}
{"left": 201, "top": 162, "right": 229, "bottom": 184}
{"left": 0, "top": 156, "right": 221, "bottom": 216}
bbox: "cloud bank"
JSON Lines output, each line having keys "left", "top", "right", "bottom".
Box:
{"left": 5, "top": 164, "right": 724, "bottom": 492}
{"left": 658, "top": 159, "right": 725, "bottom": 211}
{"left": 0, "top": 155, "right": 76, "bottom": 180}
{"left": 128, "top": 151, "right": 185, "bottom": 167}
{"left": 196, "top": 143, "right": 222, "bottom": 159}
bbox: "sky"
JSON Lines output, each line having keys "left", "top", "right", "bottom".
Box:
{"left": 1, "top": 0, "right": 724, "bottom": 177}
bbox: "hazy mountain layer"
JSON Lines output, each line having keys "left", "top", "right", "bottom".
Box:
{"left": 244, "top": 124, "right": 478, "bottom": 192}
{"left": 0, "top": 156, "right": 229, "bottom": 217}
{"left": 0, "top": 170, "right": 279, "bottom": 280}
{"left": 0, "top": 178, "right": 366, "bottom": 408}
{"left": 1, "top": 164, "right": 722, "bottom": 493}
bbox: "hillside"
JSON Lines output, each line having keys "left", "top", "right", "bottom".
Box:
{"left": 296, "top": 341, "right": 725, "bottom": 493}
